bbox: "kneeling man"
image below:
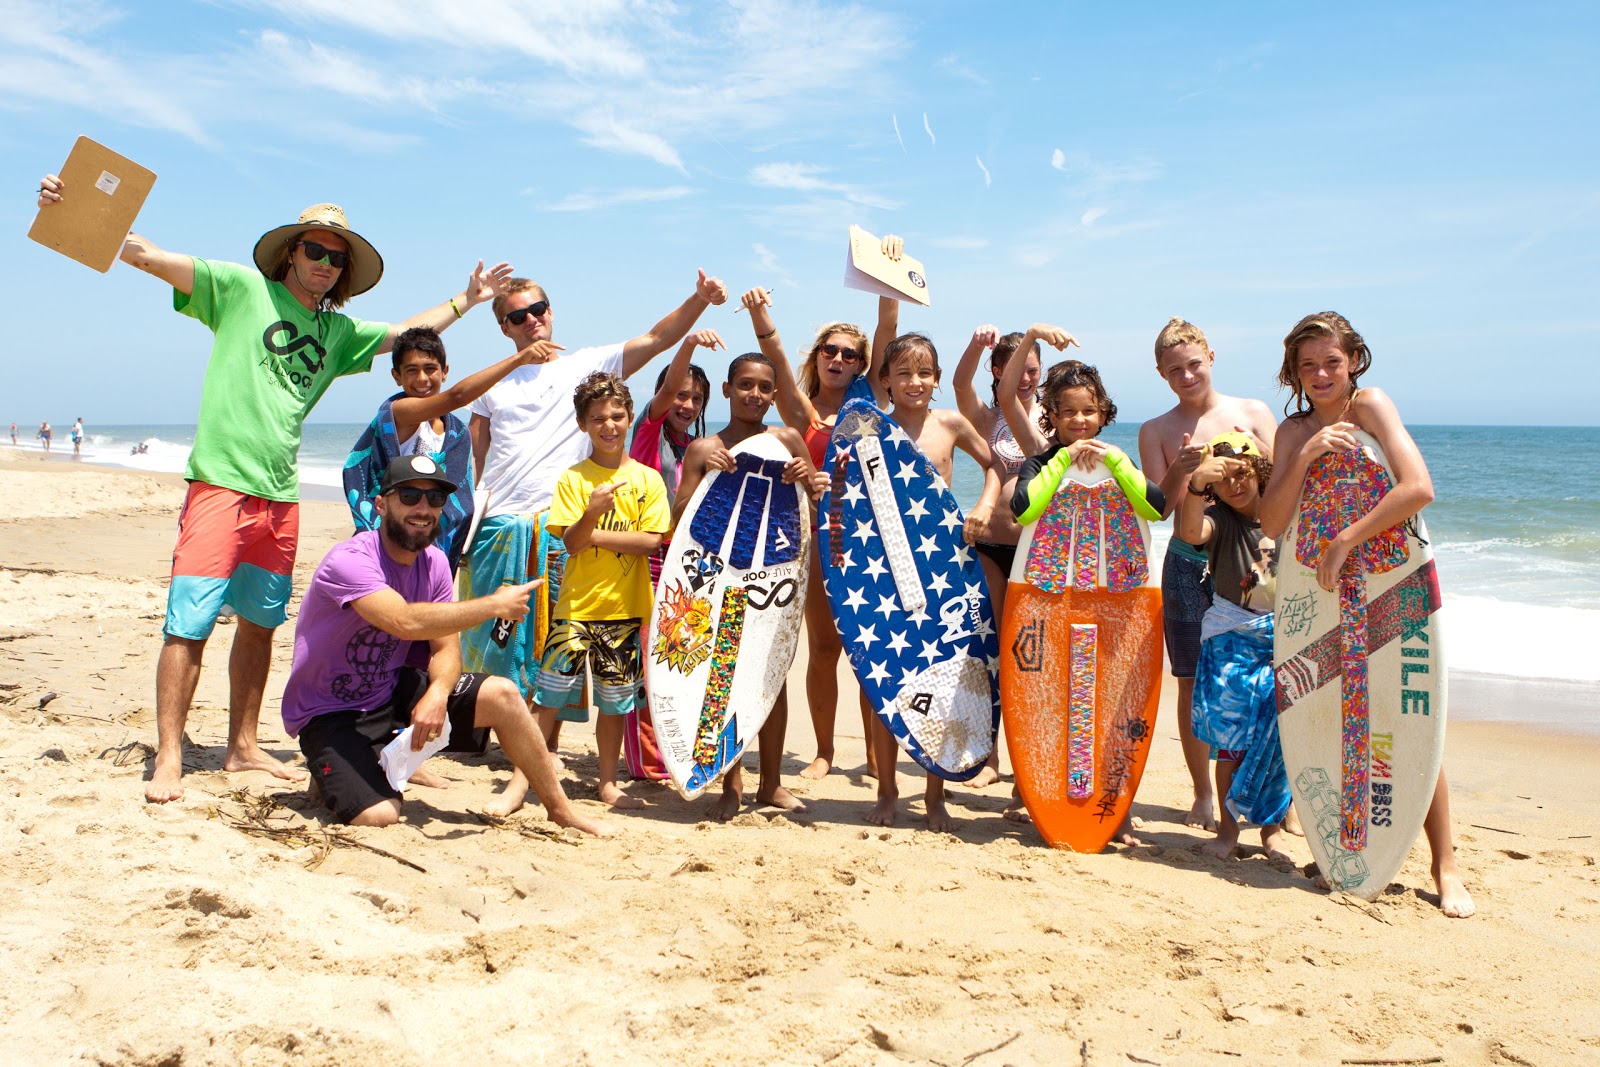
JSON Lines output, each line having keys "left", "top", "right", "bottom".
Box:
{"left": 281, "top": 454, "right": 601, "bottom": 834}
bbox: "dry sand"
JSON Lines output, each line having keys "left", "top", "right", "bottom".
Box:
{"left": 2, "top": 450, "right": 1598, "bottom": 1066}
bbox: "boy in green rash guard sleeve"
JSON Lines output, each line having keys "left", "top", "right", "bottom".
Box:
{"left": 34, "top": 173, "right": 512, "bottom": 805}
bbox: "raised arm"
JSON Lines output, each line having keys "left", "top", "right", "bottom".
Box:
{"left": 742, "top": 287, "right": 820, "bottom": 434}
{"left": 37, "top": 175, "right": 196, "bottom": 293}
{"left": 953, "top": 324, "right": 999, "bottom": 432}
{"left": 383, "top": 259, "right": 513, "bottom": 353}
{"left": 351, "top": 579, "right": 539, "bottom": 642}
{"left": 392, "top": 340, "right": 561, "bottom": 443}
{"left": 998, "top": 322, "right": 1077, "bottom": 456}
{"left": 648, "top": 330, "right": 724, "bottom": 421}
{"left": 669, "top": 437, "right": 725, "bottom": 529}
{"left": 1175, "top": 455, "right": 1228, "bottom": 546}
{"left": 620, "top": 269, "right": 728, "bottom": 378}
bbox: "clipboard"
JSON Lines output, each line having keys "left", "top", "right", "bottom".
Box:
{"left": 843, "top": 224, "right": 931, "bottom": 306}
{"left": 27, "top": 137, "right": 157, "bottom": 273}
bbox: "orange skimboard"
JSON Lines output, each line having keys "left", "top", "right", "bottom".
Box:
{"left": 1000, "top": 454, "right": 1164, "bottom": 852}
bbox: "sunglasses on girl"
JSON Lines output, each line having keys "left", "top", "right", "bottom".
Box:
{"left": 389, "top": 486, "right": 449, "bottom": 508}
{"left": 296, "top": 241, "right": 350, "bottom": 269}
{"left": 502, "top": 300, "right": 550, "bottom": 326}
{"left": 818, "top": 342, "right": 863, "bottom": 364}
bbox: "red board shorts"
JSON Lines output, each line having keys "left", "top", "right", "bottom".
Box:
{"left": 165, "top": 481, "right": 299, "bottom": 639}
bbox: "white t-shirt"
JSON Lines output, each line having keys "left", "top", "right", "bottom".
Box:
{"left": 399, "top": 418, "right": 444, "bottom": 458}
{"left": 470, "top": 343, "right": 625, "bottom": 517}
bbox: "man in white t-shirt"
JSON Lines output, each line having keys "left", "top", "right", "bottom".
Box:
{"left": 460, "top": 271, "right": 727, "bottom": 718}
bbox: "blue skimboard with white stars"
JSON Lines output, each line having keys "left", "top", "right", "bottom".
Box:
{"left": 818, "top": 398, "right": 1000, "bottom": 781}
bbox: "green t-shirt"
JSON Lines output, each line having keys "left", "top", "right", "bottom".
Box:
{"left": 175, "top": 258, "right": 388, "bottom": 501}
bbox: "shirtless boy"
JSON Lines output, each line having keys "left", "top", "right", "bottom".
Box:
{"left": 1136, "top": 319, "right": 1277, "bottom": 831}
{"left": 866, "top": 333, "right": 1000, "bottom": 832}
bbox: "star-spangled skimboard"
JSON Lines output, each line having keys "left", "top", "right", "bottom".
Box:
{"left": 999, "top": 450, "right": 1164, "bottom": 852}
{"left": 1273, "top": 428, "right": 1446, "bottom": 900}
{"left": 818, "top": 398, "right": 1000, "bottom": 781}
{"left": 646, "top": 432, "right": 809, "bottom": 800}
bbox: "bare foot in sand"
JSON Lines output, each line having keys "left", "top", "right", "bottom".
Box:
{"left": 223, "top": 743, "right": 306, "bottom": 783}
{"left": 599, "top": 782, "right": 646, "bottom": 810}
{"left": 550, "top": 807, "right": 607, "bottom": 837}
{"left": 967, "top": 762, "right": 1001, "bottom": 789}
{"left": 1002, "top": 787, "right": 1030, "bottom": 823}
{"left": 1434, "top": 866, "right": 1476, "bottom": 918}
{"left": 711, "top": 781, "right": 742, "bottom": 823}
{"left": 1185, "top": 794, "right": 1217, "bottom": 832}
{"left": 865, "top": 795, "right": 897, "bottom": 827}
{"left": 145, "top": 748, "right": 185, "bottom": 803}
{"left": 1281, "top": 802, "right": 1305, "bottom": 837}
{"left": 1201, "top": 833, "right": 1239, "bottom": 860}
{"left": 409, "top": 766, "right": 449, "bottom": 789}
{"left": 799, "top": 756, "right": 832, "bottom": 780}
{"left": 756, "top": 786, "right": 808, "bottom": 813}
{"left": 482, "top": 785, "right": 528, "bottom": 819}
{"left": 924, "top": 795, "right": 957, "bottom": 834}
{"left": 1114, "top": 814, "right": 1143, "bottom": 847}
{"left": 1260, "top": 823, "right": 1296, "bottom": 867}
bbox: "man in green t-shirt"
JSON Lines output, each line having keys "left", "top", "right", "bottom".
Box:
{"left": 36, "top": 174, "right": 512, "bottom": 804}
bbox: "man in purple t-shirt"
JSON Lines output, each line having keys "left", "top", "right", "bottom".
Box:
{"left": 282, "top": 454, "right": 603, "bottom": 833}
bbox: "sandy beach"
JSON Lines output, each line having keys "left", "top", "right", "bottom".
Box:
{"left": 2, "top": 449, "right": 1598, "bottom": 1066}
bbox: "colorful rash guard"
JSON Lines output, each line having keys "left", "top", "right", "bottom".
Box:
{"left": 1010, "top": 442, "right": 1165, "bottom": 523}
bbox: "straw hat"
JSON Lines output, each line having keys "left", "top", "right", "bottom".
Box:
{"left": 252, "top": 203, "right": 384, "bottom": 297}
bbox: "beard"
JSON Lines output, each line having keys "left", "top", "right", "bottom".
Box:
{"left": 383, "top": 509, "right": 438, "bottom": 552}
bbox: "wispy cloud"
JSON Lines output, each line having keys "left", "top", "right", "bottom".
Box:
{"left": 937, "top": 53, "right": 987, "bottom": 86}
{"left": 923, "top": 112, "right": 936, "bottom": 146}
{"left": 541, "top": 186, "right": 697, "bottom": 213}
{"left": 749, "top": 162, "right": 902, "bottom": 210}
{"left": 1050, "top": 148, "right": 1067, "bottom": 171}
{"left": 892, "top": 113, "right": 905, "bottom": 152}
{"left": 976, "top": 156, "right": 992, "bottom": 189}
{"left": 1080, "top": 207, "right": 1107, "bottom": 227}
{"left": 752, "top": 242, "right": 797, "bottom": 287}
{"left": 1049, "top": 152, "right": 1163, "bottom": 197}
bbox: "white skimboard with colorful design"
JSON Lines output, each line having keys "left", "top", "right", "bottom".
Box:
{"left": 1274, "top": 429, "right": 1446, "bottom": 900}
{"left": 646, "top": 433, "right": 808, "bottom": 800}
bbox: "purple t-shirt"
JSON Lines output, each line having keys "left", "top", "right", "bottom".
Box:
{"left": 281, "top": 530, "right": 453, "bottom": 737}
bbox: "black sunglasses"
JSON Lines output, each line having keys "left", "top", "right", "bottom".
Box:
{"left": 296, "top": 240, "right": 350, "bottom": 269}
{"left": 389, "top": 486, "right": 448, "bottom": 507}
{"left": 818, "top": 342, "right": 863, "bottom": 364}
{"left": 502, "top": 300, "right": 550, "bottom": 326}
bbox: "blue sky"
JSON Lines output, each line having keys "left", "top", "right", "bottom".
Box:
{"left": 3, "top": 1, "right": 1597, "bottom": 429}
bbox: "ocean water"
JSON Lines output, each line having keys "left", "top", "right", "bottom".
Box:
{"left": 35, "top": 421, "right": 1600, "bottom": 689}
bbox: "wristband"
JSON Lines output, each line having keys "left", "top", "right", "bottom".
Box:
{"left": 756, "top": 328, "right": 777, "bottom": 340}
{"left": 449, "top": 297, "right": 463, "bottom": 320}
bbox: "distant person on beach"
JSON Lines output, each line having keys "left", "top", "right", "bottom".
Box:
{"left": 38, "top": 421, "right": 51, "bottom": 452}
{"left": 460, "top": 269, "right": 727, "bottom": 756}
{"left": 36, "top": 173, "right": 512, "bottom": 804}
{"left": 484, "top": 372, "right": 669, "bottom": 817}
{"left": 1136, "top": 319, "right": 1279, "bottom": 833}
{"left": 1257, "top": 311, "right": 1474, "bottom": 918}
{"left": 282, "top": 455, "right": 600, "bottom": 834}
{"left": 343, "top": 326, "right": 558, "bottom": 573}
{"left": 9, "top": 422, "right": 16, "bottom": 446}
{"left": 71, "top": 417, "right": 84, "bottom": 457}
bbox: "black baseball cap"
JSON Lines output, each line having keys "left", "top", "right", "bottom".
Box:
{"left": 378, "top": 454, "right": 457, "bottom": 495}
